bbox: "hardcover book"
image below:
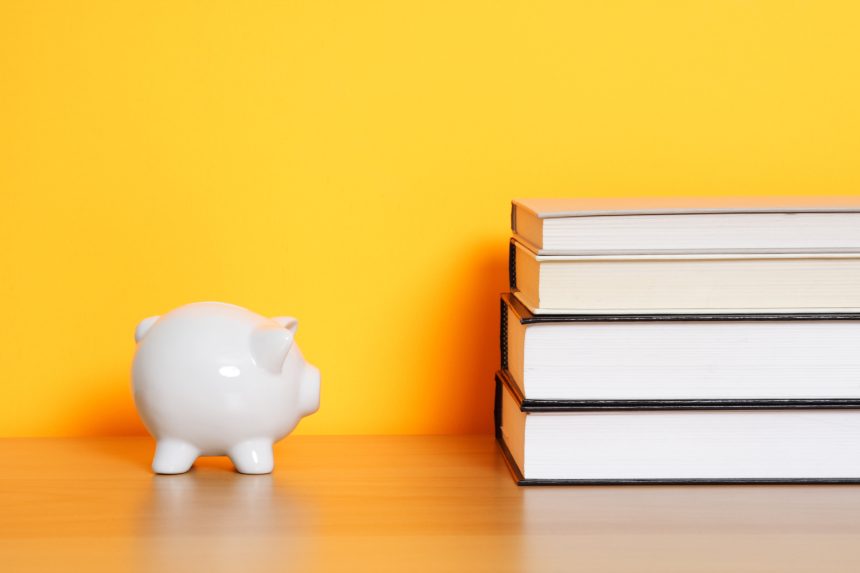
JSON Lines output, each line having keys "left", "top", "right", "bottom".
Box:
{"left": 501, "top": 294, "right": 860, "bottom": 403}
{"left": 511, "top": 197, "right": 860, "bottom": 256}
{"left": 495, "top": 372, "right": 860, "bottom": 485}
{"left": 509, "top": 239, "right": 860, "bottom": 315}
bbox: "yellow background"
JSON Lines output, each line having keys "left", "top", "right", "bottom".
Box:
{"left": 2, "top": 1, "right": 859, "bottom": 437}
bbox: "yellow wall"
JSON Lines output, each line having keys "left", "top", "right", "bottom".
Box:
{"left": 2, "top": 1, "right": 859, "bottom": 436}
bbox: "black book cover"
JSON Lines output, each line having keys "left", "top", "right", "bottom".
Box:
{"left": 496, "top": 369, "right": 860, "bottom": 413}
{"left": 503, "top": 291, "right": 860, "bottom": 325}
{"left": 494, "top": 372, "right": 860, "bottom": 486}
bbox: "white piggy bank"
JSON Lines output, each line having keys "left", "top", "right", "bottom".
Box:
{"left": 132, "top": 302, "right": 320, "bottom": 475}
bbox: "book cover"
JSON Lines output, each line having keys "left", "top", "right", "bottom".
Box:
{"left": 494, "top": 372, "right": 860, "bottom": 486}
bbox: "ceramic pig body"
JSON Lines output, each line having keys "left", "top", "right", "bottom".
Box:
{"left": 132, "top": 302, "right": 320, "bottom": 475}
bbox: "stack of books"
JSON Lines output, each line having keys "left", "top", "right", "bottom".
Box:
{"left": 496, "top": 197, "right": 860, "bottom": 484}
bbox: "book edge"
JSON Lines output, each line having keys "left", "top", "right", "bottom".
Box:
{"left": 494, "top": 370, "right": 860, "bottom": 412}
{"left": 512, "top": 198, "right": 860, "bottom": 220}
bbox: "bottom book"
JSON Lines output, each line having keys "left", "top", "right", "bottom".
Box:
{"left": 495, "top": 371, "right": 860, "bottom": 485}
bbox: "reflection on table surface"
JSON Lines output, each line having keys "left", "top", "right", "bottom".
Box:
{"left": 2, "top": 435, "right": 860, "bottom": 572}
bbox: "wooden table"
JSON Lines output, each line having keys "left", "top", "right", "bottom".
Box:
{"left": 1, "top": 436, "right": 859, "bottom": 572}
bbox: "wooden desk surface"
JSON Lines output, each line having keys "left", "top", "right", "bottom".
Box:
{"left": 2, "top": 435, "right": 860, "bottom": 572}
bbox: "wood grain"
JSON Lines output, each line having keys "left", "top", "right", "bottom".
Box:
{"left": 2, "top": 436, "right": 860, "bottom": 572}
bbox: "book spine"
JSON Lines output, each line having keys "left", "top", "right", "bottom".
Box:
{"left": 494, "top": 375, "right": 503, "bottom": 440}
{"left": 500, "top": 297, "right": 509, "bottom": 372}
{"left": 508, "top": 241, "right": 517, "bottom": 291}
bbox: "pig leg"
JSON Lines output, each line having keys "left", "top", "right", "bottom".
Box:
{"left": 152, "top": 438, "right": 199, "bottom": 474}
{"left": 229, "top": 439, "right": 274, "bottom": 474}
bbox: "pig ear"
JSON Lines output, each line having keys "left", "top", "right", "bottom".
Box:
{"left": 135, "top": 316, "right": 160, "bottom": 343}
{"left": 251, "top": 325, "right": 294, "bottom": 374}
{"left": 272, "top": 316, "right": 299, "bottom": 334}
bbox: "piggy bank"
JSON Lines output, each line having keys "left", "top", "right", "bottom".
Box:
{"left": 131, "top": 302, "right": 320, "bottom": 475}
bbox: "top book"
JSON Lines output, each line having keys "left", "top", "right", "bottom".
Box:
{"left": 512, "top": 197, "right": 860, "bottom": 255}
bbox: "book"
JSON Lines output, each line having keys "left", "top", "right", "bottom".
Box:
{"left": 512, "top": 197, "right": 860, "bottom": 255}
{"left": 495, "top": 373, "right": 860, "bottom": 484}
{"left": 501, "top": 294, "right": 860, "bottom": 402}
{"left": 510, "top": 239, "right": 860, "bottom": 314}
